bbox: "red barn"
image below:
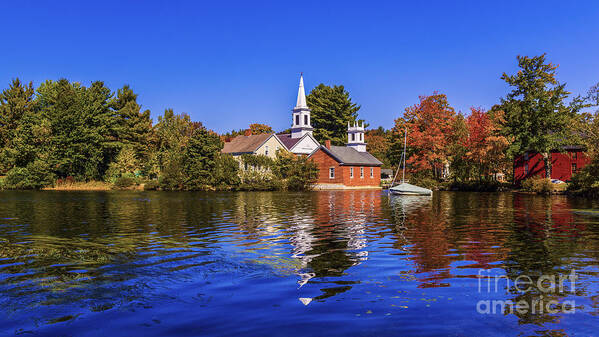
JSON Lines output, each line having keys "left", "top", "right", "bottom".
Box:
{"left": 514, "top": 146, "right": 590, "bottom": 184}
{"left": 309, "top": 140, "right": 382, "bottom": 189}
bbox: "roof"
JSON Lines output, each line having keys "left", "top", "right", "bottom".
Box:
{"left": 222, "top": 133, "right": 273, "bottom": 154}
{"left": 314, "top": 145, "right": 383, "bottom": 166}
{"left": 276, "top": 133, "right": 301, "bottom": 149}
{"left": 381, "top": 169, "right": 393, "bottom": 175}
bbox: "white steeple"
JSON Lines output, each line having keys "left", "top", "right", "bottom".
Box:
{"left": 296, "top": 74, "right": 308, "bottom": 109}
{"left": 347, "top": 121, "right": 366, "bottom": 152}
{"left": 291, "top": 74, "right": 313, "bottom": 139}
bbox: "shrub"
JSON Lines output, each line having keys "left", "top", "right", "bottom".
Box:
{"left": 568, "top": 160, "right": 599, "bottom": 197}
{"left": 113, "top": 176, "right": 135, "bottom": 189}
{"left": 521, "top": 176, "right": 553, "bottom": 194}
{"left": 213, "top": 154, "right": 241, "bottom": 190}
{"left": 158, "top": 155, "right": 185, "bottom": 191}
{"left": 408, "top": 175, "right": 439, "bottom": 190}
{"left": 239, "top": 170, "right": 280, "bottom": 191}
{"left": 274, "top": 152, "right": 319, "bottom": 191}
{"left": 447, "top": 180, "right": 506, "bottom": 192}
{"left": 143, "top": 180, "right": 159, "bottom": 190}
{"left": 2, "top": 160, "right": 55, "bottom": 190}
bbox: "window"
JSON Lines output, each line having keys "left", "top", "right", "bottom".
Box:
{"left": 360, "top": 167, "right": 364, "bottom": 178}
{"left": 265, "top": 145, "right": 269, "bottom": 156}
{"left": 351, "top": 133, "right": 355, "bottom": 141}
{"left": 329, "top": 167, "right": 335, "bottom": 179}
{"left": 370, "top": 167, "right": 374, "bottom": 178}
{"left": 360, "top": 133, "right": 363, "bottom": 141}
{"left": 573, "top": 152, "right": 578, "bottom": 160}
{"left": 572, "top": 163, "right": 577, "bottom": 174}
{"left": 304, "top": 115, "right": 308, "bottom": 125}
{"left": 350, "top": 167, "right": 354, "bottom": 178}
{"left": 295, "top": 115, "right": 299, "bottom": 125}
{"left": 524, "top": 163, "right": 529, "bottom": 175}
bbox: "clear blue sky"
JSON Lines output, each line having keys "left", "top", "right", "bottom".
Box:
{"left": 2, "top": 1, "right": 599, "bottom": 133}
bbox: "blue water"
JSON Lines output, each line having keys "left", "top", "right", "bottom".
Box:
{"left": 0, "top": 191, "right": 598, "bottom": 336}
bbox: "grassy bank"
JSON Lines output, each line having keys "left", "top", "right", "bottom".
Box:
{"left": 43, "top": 181, "right": 118, "bottom": 191}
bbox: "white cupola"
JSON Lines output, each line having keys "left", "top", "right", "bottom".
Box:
{"left": 291, "top": 74, "right": 314, "bottom": 139}
{"left": 347, "top": 121, "right": 366, "bottom": 152}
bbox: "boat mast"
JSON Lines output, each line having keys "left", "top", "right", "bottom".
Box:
{"left": 402, "top": 128, "right": 407, "bottom": 183}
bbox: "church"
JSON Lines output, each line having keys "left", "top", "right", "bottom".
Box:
{"left": 222, "top": 74, "right": 383, "bottom": 189}
{"left": 282, "top": 75, "right": 382, "bottom": 189}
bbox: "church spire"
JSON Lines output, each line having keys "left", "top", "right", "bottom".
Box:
{"left": 295, "top": 73, "right": 308, "bottom": 109}
{"left": 291, "top": 73, "right": 313, "bottom": 139}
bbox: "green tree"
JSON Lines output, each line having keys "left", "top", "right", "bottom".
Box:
{"left": 306, "top": 84, "right": 360, "bottom": 144}
{"left": 213, "top": 154, "right": 241, "bottom": 189}
{"left": 105, "top": 145, "right": 139, "bottom": 180}
{"left": 447, "top": 113, "right": 470, "bottom": 182}
{"left": 36, "top": 79, "right": 114, "bottom": 180}
{"left": 0, "top": 79, "right": 37, "bottom": 172}
{"left": 154, "top": 109, "right": 195, "bottom": 190}
{"left": 500, "top": 54, "right": 575, "bottom": 178}
{"left": 109, "top": 85, "right": 153, "bottom": 172}
{"left": 183, "top": 127, "right": 223, "bottom": 190}
{"left": 571, "top": 83, "right": 599, "bottom": 159}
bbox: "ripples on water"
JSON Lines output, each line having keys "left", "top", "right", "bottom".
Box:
{"left": 0, "top": 191, "right": 598, "bottom": 336}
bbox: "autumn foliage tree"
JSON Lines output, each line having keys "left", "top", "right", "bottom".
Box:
{"left": 365, "top": 127, "right": 391, "bottom": 168}
{"left": 248, "top": 123, "right": 273, "bottom": 135}
{"left": 392, "top": 94, "right": 456, "bottom": 178}
{"left": 462, "top": 107, "right": 509, "bottom": 181}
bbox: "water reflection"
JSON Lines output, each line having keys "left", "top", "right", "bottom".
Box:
{"left": 0, "top": 191, "right": 598, "bottom": 336}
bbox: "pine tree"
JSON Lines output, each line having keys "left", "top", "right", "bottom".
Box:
{"left": 306, "top": 84, "right": 360, "bottom": 145}
{"left": 0, "top": 79, "right": 36, "bottom": 172}
{"left": 109, "top": 85, "right": 153, "bottom": 170}
{"left": 500, "top": 54, "right": 575, "bottom": 178}
{"left": 36, "top": 79, "right": 112, "bottom": 180}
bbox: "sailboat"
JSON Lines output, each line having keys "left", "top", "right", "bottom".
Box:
{"left": 389, "top": 128, "right": 433, "bottom": 196}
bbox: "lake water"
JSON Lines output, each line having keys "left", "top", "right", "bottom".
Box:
{"left": 1, "top": 191, "right": 598, "bottom": 336}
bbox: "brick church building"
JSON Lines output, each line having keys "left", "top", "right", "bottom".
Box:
{"left": 308, "top": 123, "right": 383, "bottom": 189}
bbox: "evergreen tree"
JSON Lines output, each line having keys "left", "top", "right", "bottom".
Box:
{"left": 306, "top": 84, "right": 360, "bottom": 144}
{"left": 36, "top": 79, "right": 112, "bottom": 180}
{"left": 109, "top": 85, "right": 153, "bottom": 171}
{"left": 183, "top": 127, "right": 223, "bottom": 190}
{"left": 500, "top": 54, "right": 575, "bottom": 178}
{"left": 0, "top": 79, "right": 37, "bottom": 172}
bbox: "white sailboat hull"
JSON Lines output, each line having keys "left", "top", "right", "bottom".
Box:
{"left": 389, "top": 183, "right": 433, "bottom": 196}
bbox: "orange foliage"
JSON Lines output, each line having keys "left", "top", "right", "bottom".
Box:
{"left": 248, "top": 123, "right": 273, "bottom": 135}
{"left": 394, "top": 94, "right": 456, "bottom": 174}
{"left": 463, "top": 108, "right": 509, "bottom": 176}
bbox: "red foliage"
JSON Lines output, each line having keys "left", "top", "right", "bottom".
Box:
{"left": 396, "top": 94, "right": 456, "bottom": 174}
{"left": 463, "top": 107, "right": 509, "bottom": 176}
